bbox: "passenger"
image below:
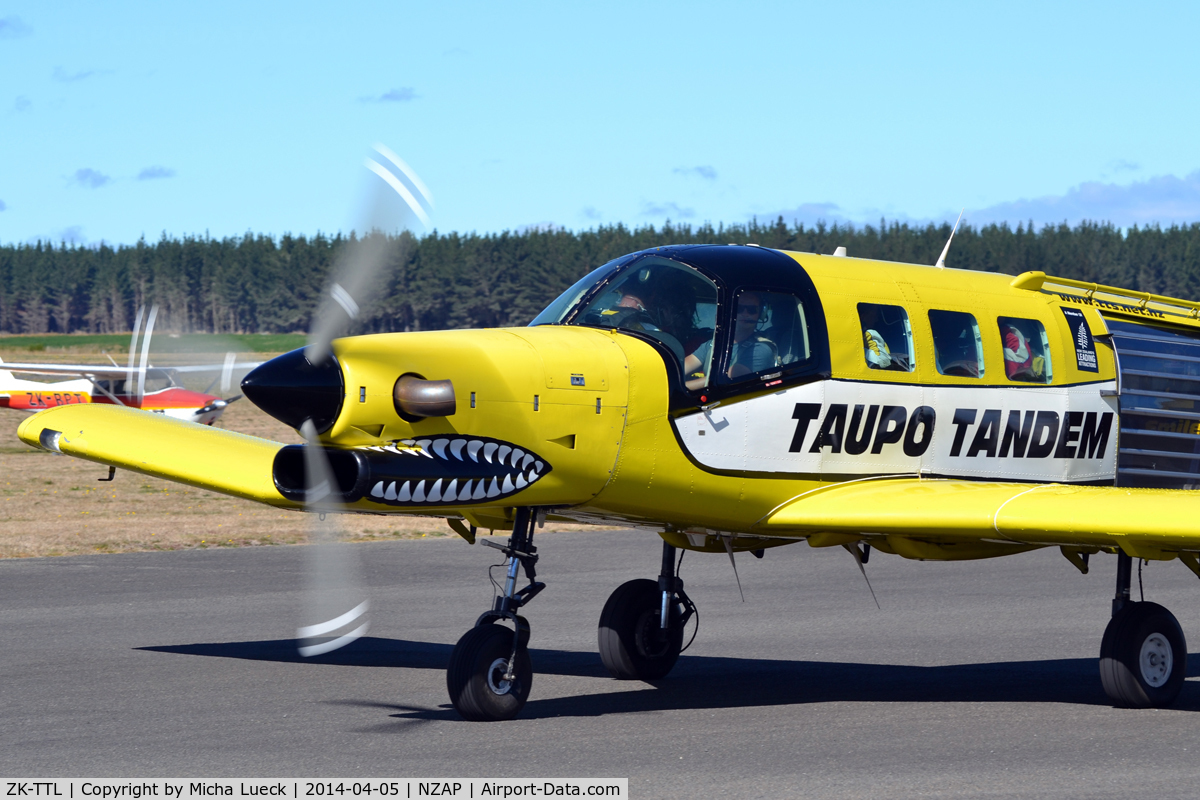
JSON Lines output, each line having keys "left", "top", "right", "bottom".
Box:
{"left": 930, "top": 312, "right": 982, "bottom": 377}
{"left": 860, "top": 305, "right": 908, "bottom": 371}
{"left": 1002, "top": 323, "right": 1045, "bottom": 381}
{"left": 684, "top": 292, "right": 777, "bottom": 389}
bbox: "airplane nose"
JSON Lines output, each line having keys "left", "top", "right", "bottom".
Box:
{"left": 241, "top": 347, "right": 345, "bottom": 433}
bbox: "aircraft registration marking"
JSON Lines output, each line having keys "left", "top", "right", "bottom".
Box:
{"left": 675, "top": 379, "right": 1119, "bottom": 482}
{"left": 12, "top": 391, "right": 91, "bottom": 408}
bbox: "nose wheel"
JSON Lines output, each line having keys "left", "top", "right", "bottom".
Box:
{"left": 446, "top": 622, "right": 532, "bottom": 721}
{"left": 1099, "top": 553, "right": 1187, "bottom": 708}
{"left": 447, "top": 507, "right": 544, "bottom": 721}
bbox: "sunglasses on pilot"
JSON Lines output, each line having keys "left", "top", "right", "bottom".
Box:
{"left": 737, "top": 303, "right": 761, "bottom": 316}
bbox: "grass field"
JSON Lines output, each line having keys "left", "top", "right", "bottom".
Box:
{"left": 0, "top": 332, "right": 307, "bottom": 354}
{"left": 0, "top": 344, "right": 602, "bottom": 558}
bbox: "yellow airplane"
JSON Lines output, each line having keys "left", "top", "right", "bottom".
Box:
{"left": 17, "top": 243, "right": 1200, "bottom": 720}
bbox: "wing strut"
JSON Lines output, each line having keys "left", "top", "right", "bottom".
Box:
{"left": 85, "top": 374, "right": 126, "bottom": 406}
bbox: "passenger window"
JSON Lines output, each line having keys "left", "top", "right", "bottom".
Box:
{"left": 999, "top": 317, "right": 1053, "bottom": 383}
{"left": 858, "top": 303, "right": 913, "bottom": 372}
{"left": 684, "top": 290, "right": 811, "bottom": 389}
{"left": 929, "top": 310, "right": 985, "bottom": 378}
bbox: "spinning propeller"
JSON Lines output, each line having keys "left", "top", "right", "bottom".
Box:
{"left": 119, "top": 304, "right": 253, "bottom": 414}
{"left": 284, "top": 144, "right": 434, "bottom": 656}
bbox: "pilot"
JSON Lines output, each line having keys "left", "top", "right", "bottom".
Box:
{"left": 616, "top": 292, "right": 648, "bottom": 313}
{"left": 684, "top": 292, "right": 777, "bottom": 388}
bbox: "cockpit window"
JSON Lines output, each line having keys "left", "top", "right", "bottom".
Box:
{"left": 528, "top": 255, "right": 634, "bottom": 326}
{"left": 570, "top": 256, "right": 719, "bottom": 383}
{"left": 95, "top": 373, "right": 174, "bottom": 395}
{"left": 686, "top": 290, "right": 811, "bottom": 390}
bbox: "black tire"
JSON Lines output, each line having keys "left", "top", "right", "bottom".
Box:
{"left": 1099, "top": 601, "right": 1187, "bottom": 708}
{"left": 598, "top": 578, "right": 684, "bottom": 681}
{"left": 446, "top": 624, "right": 532, "bottom": 721}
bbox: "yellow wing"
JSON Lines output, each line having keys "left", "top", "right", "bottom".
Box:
{"left": 18, "top": 404, "right": 290, "bottom": 506}
{"left": 757, "top": 477, "right": 1200, "bottom": 563}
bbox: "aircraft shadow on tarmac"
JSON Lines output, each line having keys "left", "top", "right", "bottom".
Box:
{"left": 140, "top": 637, "right": 1200, "bottom": 721}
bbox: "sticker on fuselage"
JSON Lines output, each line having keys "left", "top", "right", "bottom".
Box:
{"left": 675, "top": 379, "right": 1118, "bottom": 482}
{"left": 1061, "top": 307, "right": 1099, "bottom": 373}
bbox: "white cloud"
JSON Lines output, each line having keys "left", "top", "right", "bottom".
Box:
{"left": 138, "top": 166, "right": 176, "bottom": 180}
{"left": 0, "top": 15, "right": 31, "bottom": 39}
{"left": 969, "top": 170, "right": 1200, "bottom": 228}
{"left": 754, "top": 171, "right": 1200, "bottom": 231}
{"left": 361, "top": 87, "right": 418, "bottom": 103}
{"left": 641, "top": 201, "right": 695, "bottom": 219}
{"left": 53, "top": 66, "right": 98, "bottom": 82}
{"left": 69, "top": 168, "right": 111, "bottom": 189}
{"left": 750, "top": 202, "right": 855, "bottom": 228}
{"left": 673, "top": 166, "right": 717, "bottom": 181}
{"left": 519, "top": 222, "right": 564, "bottom": 234}
{"left": 29, "top": 225, "right": 87, "bottom": 245}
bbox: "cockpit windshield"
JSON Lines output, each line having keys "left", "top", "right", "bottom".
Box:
{"left": 528, "top": 255, "right": 633, "bottom": 327}
{"left": 530, "top": 245, "right": 828, "bottom": 401}
{"left": 563, "top": 256, "right": 719, "bottom": 386}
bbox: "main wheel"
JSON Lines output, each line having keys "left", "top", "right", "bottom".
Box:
{"left": 598, "top": 578, "right": 684, "bottom": 680}
{"left": 446, "top": 624, "right": 532, "bottom": 721}
{"left": 1099, "top": 601, "right": 1187, "bottom": 708}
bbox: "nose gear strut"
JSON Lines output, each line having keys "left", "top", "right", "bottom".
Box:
{"left": 447, "top": 507, "right": 544, "bottom": 721}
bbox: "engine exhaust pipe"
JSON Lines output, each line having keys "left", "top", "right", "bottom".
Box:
{"left": 393, "top": 375, "right": 456, "bottom": 419}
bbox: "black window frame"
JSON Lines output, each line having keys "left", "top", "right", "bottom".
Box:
{"left": 997, "top": 315, "right": 1053, "bottom": 384}
{"left": 857, "top": 302, "right": 915, "bottom": 373}
{"left": 929, "top": 308, "right": 986, "bottom": 379}
{"left": 557, "top": 246, "right": 829, "bottom": 411}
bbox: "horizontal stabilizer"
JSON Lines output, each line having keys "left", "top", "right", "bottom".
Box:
{"left": 760, "top": 477, "right": 1200, "bottom": 559}
{"left": 18, "top": 404, "right": 290, "bottom": 506}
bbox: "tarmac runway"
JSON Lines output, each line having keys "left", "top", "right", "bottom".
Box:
{"left": 3, "top": 530, "right": 1200, "bottom": 799}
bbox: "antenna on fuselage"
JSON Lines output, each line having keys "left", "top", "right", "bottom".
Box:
{"left": 934, "top": 208, "right": 965, "bottom": 269}
{"left": 843, "top": 542, "right": 880, "bottom": 609}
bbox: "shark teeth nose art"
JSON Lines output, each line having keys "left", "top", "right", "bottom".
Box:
{"left": 271, "top": 436, "right": 551, "bottom": 506}
{"left": 361, "top": 436, "right": 550, "bottom": 507}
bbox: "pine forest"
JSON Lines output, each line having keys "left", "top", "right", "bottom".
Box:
{"left": 2, "top": 218, "right": 1200, "bottom": 335}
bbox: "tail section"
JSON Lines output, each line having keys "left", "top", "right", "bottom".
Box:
{"left": 0, "top": 355, "right": 16, "bottom": 385}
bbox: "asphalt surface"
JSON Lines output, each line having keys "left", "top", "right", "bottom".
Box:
{"left": 3, "top": 530, "right": 1200, "bottom": 799}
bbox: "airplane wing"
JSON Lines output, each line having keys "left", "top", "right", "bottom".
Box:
{"left": 757, "top": 477, "right": 1200, "bottom": 561}
{"left": 17, "top": 404, "right": 290, "bottom": 506}
{"left": 1, "top": 361, "right": 261, "bottom": 378}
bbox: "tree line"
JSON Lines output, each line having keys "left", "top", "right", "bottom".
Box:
{"left": 2, "top": 218, "right": 1199, "bottom": 335}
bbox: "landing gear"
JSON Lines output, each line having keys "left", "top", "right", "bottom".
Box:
{"left": 1099, "top": 552, "right": 1187, "bottom": 708}
{"left": 598, "top": 541, "right": 696, "bottom": 680}
{"left": 446, "top": 623, "right": 532, "bottom": 721}
{"left": 447, "top": 507, "right": 544, "bottom": 721}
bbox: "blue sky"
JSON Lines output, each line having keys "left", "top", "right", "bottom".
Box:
{"left": 3, "top": 1, "right": 1200, "bottom": 245}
